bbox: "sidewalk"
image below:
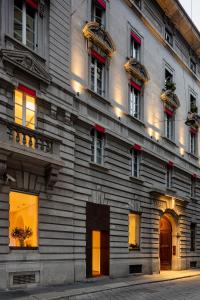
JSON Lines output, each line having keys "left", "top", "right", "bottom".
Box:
{"left": 1, "top": 269, "right": 200, "bottom": 300}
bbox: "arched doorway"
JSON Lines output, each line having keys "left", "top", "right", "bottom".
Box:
{"left": 160, "top": 216, "right": 172, "bottom": 270}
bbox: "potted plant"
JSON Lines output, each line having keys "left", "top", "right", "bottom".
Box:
{"left": 165, "top": 81, "right": 176, "bottom": 92}
{"left": 11, "top": 227, "right": 33, "bottom": 247}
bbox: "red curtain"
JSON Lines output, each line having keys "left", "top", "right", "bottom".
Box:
{"left": 131, "top": 144, "right": 142, "bottom": 151}
{"left": 91, "top": 49, "right": 107, "bottom": 64}
{"left": 164, "top": 108, "right": 174, "bottom": 117}
{"left": 26, "top": 0, "right": 38, "bottom": 10}
{"left": 95, "top": 124, "right": 105, "bottom": 133}
{"left": 131, "top": 31, "right": 141, "bottom": 45}
{"left": 130, "top": 80, "right": 142, "bottom": 91}
{"left": 97, "top": 0, "right": 106, "bottom": 10}
{"left": 18, "top": 84, "right": 36, "bottom": 97}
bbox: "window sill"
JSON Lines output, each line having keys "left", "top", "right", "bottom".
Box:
{"left": 129, "top": 176, "right": 143, "bottom": 184}
{"left": 129, "top": 247, "right": 140, "bottom": 252}
{"left": 9, "top": 247, "right": 38, "bottom": 251}
{"left": 162, "top": 136, "right": 177, "bottom": 147}
{"left": 87, "top": 88, "right": 110, "bottom": 105}
{"left": 188, "top": 153, "right": 199, "bottom": 160}
{"left": 127, "top": 114, "right": 146, "bottom": 127}
{"left": 89, "top": 162, "right": 110, "bottom": 172}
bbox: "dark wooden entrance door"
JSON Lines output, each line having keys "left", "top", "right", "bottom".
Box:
{"left": 86, "top": 202, "right": 110, "bottom": 278}
{"left": 160, "top": 216, "right": 172, "bottom": 270}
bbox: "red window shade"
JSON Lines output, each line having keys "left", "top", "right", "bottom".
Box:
{"left": 26, "top": 0, "right": 38, "bottom": 10}
{"left": 164, "top": 108, "right": 174, "bottom": 117}
{"left": 95, "top": 124, "right": 105, "bottom": 133}
{"left": 18, "top": 84, "right": 36, "bottom": 97}
{"left": 130, "top": 80, "right": 142, "bottom": 91}
{"left": 131, "top": 31, "right": 141, "bottom": 45}
{"left": 97, "top": 0, "right": 106, "bottom": 10}
{"left": 190, "top": 127, "right": 198, "bottom": 135}
{"left": 131, "top": 144, "right": 142, "bottom": 151}
{"left": 167, "top": 160, "right": 173, "bottom": 168}
{"left": 192, "top": 174, "right": 197, "bottom": 181}
{"left": 91, "top": 49, "right": 107, "bottom": 64}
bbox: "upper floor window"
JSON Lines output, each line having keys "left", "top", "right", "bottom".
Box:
{"left": 129, "top": 213, "right": 140, "bottom": 250}
{"left": 91, "top": 128, "right": 104, "bottom": 164}
{"left": 165, "top": 28, "right": 173, "bottom": 46}
{"left": 190, "top": 130, "right": 197, "bottom": 155}
{"left": 131, "top": 148, "right": 140, "bottom": 178}
{"left": 190, "top": 59, "right": 196, "bottom": 74}
{"left": 130, "top": 31, "right": 141, "bottom": 61}
{"left": 166, "top": 164, "right": 172, "bottom": 188}
{"left": 15, "top": 87, "right": 36, "bottom": 130}
{"left": 91, "top": 0, "right": 106, "bottom": 26}
{"left": 191, "top": 177, "right": 196, "bottom": 198}
{"left": 190, "top": 94, "right": 197, "bottom": 111}
{"left": 90, "top": 53, "right": 105, "bottom": 96}
{"left": 134, "top": 0, "right": 141, "bottom": 9}
{"left": 164, "top": 110, "right": 174, "bottom": 140}
{"left": 190, "top": 223, "right": 196, "bottom": 252}
{"left": 165, "top": 68, "right": 173, "bottom": 88}
{"left": 129, "top": 82, "right": 141, "bottom": 119}
{"left": 9, "top": 191, "right": 38, "bottom": 248}
{"left": 14, "top": 0, "right": 37, "bottom": 50}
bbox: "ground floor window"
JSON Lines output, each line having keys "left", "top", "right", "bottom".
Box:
{"left": 190, "top": 223, "right": 196, "bottom": 252}
{"left": 9, "top": 192, "right": 38, "bottom": 248}
{"left": 128, "top": 213, "right": 140, "bottom": 250}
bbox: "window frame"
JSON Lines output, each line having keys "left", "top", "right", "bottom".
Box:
{"left": 130, "top": 35, "right": 141, "bottom": 61}
{"left": 129, "top": 85, "right": 141, "bottom": 119}
{"left": 131, "top": 149, "right": 140, "bottom": 178}
{"left": 14, "top": 0, "right": 38, "bottom": 50}
{"left": 165, "top": 28, "right": 173, "bottom": 46}
{"left": 90, "top": 55, "right": 106, "bottom": 97}
{"left": 191, "top": 178, "right": 196, "bottom": 198}
{"left": 190, "top": 58, "right": 196, "bottom": 74}
{"left": 166, "top": 166, "right": 172, "bottom": 189}
{"left": 91, "top": 129, "right": 104, "bottom": 165}
{"left": 128, "top": 212, "right": 141, "bottom": 250}
{"left": 91, "top": 0, "right": 106, "bottom": 27}
{"left": 164, "top": 112, "right": 174, "bottom": 140}
{"left": 190, "top": 131, "right": 197, "bottom": 155}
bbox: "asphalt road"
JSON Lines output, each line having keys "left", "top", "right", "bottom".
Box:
{"left": 72, "top": 276, "right": 200, "bottom": 300}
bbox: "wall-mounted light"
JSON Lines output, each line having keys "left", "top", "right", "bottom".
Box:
{"left": 71, "top": 80, "right": 83, "bottom": 96}
{"left": 180, "top": 147, "right": 184, "bottom": 157}
{"left": 114, "top": 107, "right": 123, "bottom": 120}
{"left": 154, "top": 132, "right": 160, "bottom": 142}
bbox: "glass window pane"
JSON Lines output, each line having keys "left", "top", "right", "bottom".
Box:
{"left": 14, "top": 4, "right": 23, "bottom": 42}
{"left": 26, "top": 95, "right": 35, "bottom": 111}
{"left": 129, "top": 213, "right": 140, "bottom": 248}
{"left": 15, "top": 104, "right": 23, "bottom": 122}
{"left": 15, "top": 90, "right": 23, "bottom": 105}
{"left": 9, "top": 192, "right": 38, "bottom": 248}
{"left": 26, "top": 109, "right": 35, "bottom": 129}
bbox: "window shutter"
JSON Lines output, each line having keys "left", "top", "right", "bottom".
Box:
{"left": 91, "top": 49, "right": 107, "bottom": 64}
{"left": 26, "top": 0, "right": 38, "bottom": 10}
{"left": 18, "top": 84, "right": 36, "bottom": 97}
{"left": 131, "top": 31, "right": 141, "bottom": 45}
{"left": 130, "top": 80, "right": 142, "bottom": 91}
{"left": 97, "top": 0, "right": 106, "bottom": 10}
{"left": 95, "top": 124, "right": 105, "bottom": 133}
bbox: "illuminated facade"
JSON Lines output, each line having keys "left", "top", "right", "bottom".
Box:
{"left": 0, "top": 0, "right": 200, "bottom": 291}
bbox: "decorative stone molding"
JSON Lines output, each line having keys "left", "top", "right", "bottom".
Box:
{"left": 124, "top": 58, "right": 149, "bottom": 83}
{"left": 1, "top": 49, "right": 51, "bottom": 84}
{"left": 128, "top": 198, "right": 142, "bottom": 212}
{"left": 82, "top": 22, "right": 116, "bottom": 57}
{"left": 160, "top": 90, "right": 180, "bottom": 109}
{"left": 90, "top": 185, "right": 108, "bottom": 205}
{"left": 0, "top": 160, "right": 7, "bottom": 181}
{"left": 45, "top": 164, "right": 60, "bottom": 189}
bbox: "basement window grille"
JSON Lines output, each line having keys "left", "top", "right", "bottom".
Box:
{"left": 13, "top": 273, "right": 36, "bottom": 285}
{"left": 190, "top": 261, "right": 197, "bottom": 268}
{"left": 129, "top": 264, "right": 142, "bottom": 274}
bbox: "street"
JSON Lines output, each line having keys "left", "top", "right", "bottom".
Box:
{"left": 72, "top": 276, "right": 200, "bottom": 300}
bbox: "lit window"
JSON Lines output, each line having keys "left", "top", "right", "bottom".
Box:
{"left": 9, "top": 192, "right": 38, "bottom": 248}
{"left": 128, "top": 213, "right": 140, "bottom": 250}
{"left": 165, "top": 28, "right": 173, "bottom": 46}
{"left": 130, "top": 35, "right": 141, "bottom": 61}
{"left": 14, "top": 0, "right": 37, "bottom": 50}
{"left": 129, "top": 85, "right": 141, "bottom": 119}
{"left": 90, "top": 57, "right": 105, "bottom": 96}
{"left": 190, "top": 132, "right": 197, "bottom": 155}
{"left": 190, "top": 223, "right": 196, "bottom": 252}
{"left": 190, "top": 59, "right": 196, "bottom": 74}
{"left": 15, "top": 89, "right": 36, "bottom": 130}
{"left": 165, "top": 113, "right": 173, "bottom": 140}
{"left": 131, "top": 149, "right": 140, "bottom": 178}
{"left": 91, "top": 0, "right": 106, "bottom": 26}
{"left": 91, "top": 129, "right": 104, "bottom": 164}
{"left": 166, "top": 166, "right": 172, "bottom": 188}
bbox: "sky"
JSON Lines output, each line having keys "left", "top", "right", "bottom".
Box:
{"left": 179, "top": 0, "right": 200, "bottom": 31}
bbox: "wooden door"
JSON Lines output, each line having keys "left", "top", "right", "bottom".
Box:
{"left": 160, "top": 217, "right": 172, "bottom": 270}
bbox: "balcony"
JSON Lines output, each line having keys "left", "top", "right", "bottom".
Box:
{"left": 185, "top": 106, "right": 200, "bottom": 128}
{"left": 0, "top": 117, "right": 63, "bottom": 187}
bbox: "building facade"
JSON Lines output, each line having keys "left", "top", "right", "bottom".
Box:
{"left": 0, "top": 0, "right": 200, "bottom": 290}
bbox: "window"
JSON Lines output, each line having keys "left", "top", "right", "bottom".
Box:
{"left": 91, "top": 129, "right": 104, "bottom": 164}
{"left": 190, "top": 223, "right": 196, "bottom": 251}
{"left": 131, "top": 149, "right": 140, "bottom": 177}
{"left": 90, "top": 56, "right": 105, "bottom": 96}
{"left": 166, "top": 166, "right": 172, "bottom": 188}
{"left": 165, "top": 68, "right": 173, "bottom": 88}
{"left": 91, "top": 0, "right": 106, "bottom": 26}
{"left": 134, "top": 0, "right": 141, "bottom": 8}
{"left": 165, "top": 113, "right": 174, "bottom": 140}
{"left": 190, "top": 59, "right": 196, "bottom": 74}
{"left": 129, "top": 85, "right": 141, "bottom": 119}
{"left": 128, "top": 213, "right": 140, "bottom": 249}
{"left": 14, "top": 0, "right": 37, "bottom": 50}
{"left": 165, "top": 28, "right": 173, "bottom": 46}
{"left": 9, "top": 192, "right": 38, "bottom": 248}
{"left": 191, "top": 178, "right": 196, "bottom": 198}
{"left": 190, "top": 94, "right": 197, "bottom": 111}
{"left": 130, "top": 33, "right": 141, "bottom": 61}
{"left": 15, "top": 89, "right": 36, "bottom": 130}
{"left": 190, "top": 132, "right": 197, "bottom": 155}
